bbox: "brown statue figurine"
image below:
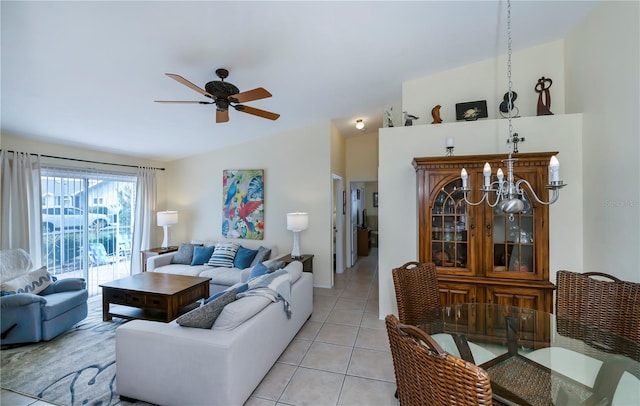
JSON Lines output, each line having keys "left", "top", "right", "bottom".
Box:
{"left": 431, "top": 105, "right": 442, "bottom": 124}
{"left": 535, "top": 77, "right": 553, "bottom": 115}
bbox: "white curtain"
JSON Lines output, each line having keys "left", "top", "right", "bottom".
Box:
{"left": 131, "top": 167, "right": 157, "bottom": 274}
{"left": 0, "top": 150, "right": 43, "bottom": 264}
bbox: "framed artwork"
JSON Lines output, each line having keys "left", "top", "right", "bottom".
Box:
{"left": 455, "top": 100, "right": 488, "bottom": 121}
{"left": 373, "top": 192, "right": 379, "bottom": 207}
{"left": 222, "top": 169, "right": 264, "bottom": 239}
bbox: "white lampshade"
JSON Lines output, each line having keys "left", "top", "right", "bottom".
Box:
{"left": 287, "top": 212, "right": 309, "bottom": 232}
{"left": 157, "top": 211, "right": 178, "bottom": 248}
{"left": 157, "top": 211, "right": 179, "bottom": 227}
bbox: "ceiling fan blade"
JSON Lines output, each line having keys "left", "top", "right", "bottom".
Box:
{"left": 229, "top": 87, "right": 272, "bottom": 103}
{"left": 165, "top": 73, "right": 213, "bottom": 99}
{"left": 154, "top": 100, "right": 214, "bottom": 104}
{"left": 216, "top": 109, "right": 229, "bottom": 123}
{"left": 234, "top": 105, "right": 280, "bottom": 120}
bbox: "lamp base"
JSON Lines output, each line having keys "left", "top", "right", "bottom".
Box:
{"left": 161, "top": 225, "right": 170, "bottom": 249}
{"left": 291, "top": 231, "right": 302, "bottom": 259}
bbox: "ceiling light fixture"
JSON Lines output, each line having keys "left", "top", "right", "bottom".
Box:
{"left": 459, "top": 0, "right": 566, "bottom": 219}
{"left": 355, "top": 119, "right": 365, "bottom": 130}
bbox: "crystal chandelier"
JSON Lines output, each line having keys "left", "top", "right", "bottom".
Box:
{"left": 459, "top": 0, "right": 566, "bottom": 216}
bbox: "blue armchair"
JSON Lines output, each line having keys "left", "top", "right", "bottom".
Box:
{"left": 1, "top": 249, "right": 88, "bottom": 345}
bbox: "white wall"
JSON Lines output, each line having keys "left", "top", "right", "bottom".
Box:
{"left": 165, "top": 121, "right": 335, "bottom": 288}
{"left": 564, "top": 1, "right": 640, "bottom": 282}
{"left": 403, "top": 40, "right": 565, "bottom": 125}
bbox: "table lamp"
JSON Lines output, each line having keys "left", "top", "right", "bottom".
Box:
{"left": 286, "top": 212, "right": 308, "bottom": 259}
{"left": 157, "top": 210, "right": 178, "bottom": 248}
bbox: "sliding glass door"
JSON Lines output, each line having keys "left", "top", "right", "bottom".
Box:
{"left": 41, "top": 168, "right": 136, "bottom": 296}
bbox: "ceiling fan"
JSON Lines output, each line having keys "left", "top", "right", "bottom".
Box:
{"left": 155, "top": 68, "right": 280, "bottom": 123}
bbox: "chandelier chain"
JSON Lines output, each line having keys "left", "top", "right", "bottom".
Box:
{"left": 507, "top": 0, "right": 514, "bottom": 147}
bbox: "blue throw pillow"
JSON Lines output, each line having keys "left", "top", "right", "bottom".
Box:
{"left": 191, "top": 245, "right": 215, "bottom": 266}
{"left": 249, "top": 262, "right": 269, "bottom": 280}
{"left": 234, "top": 246, "right": 258, "bottom": 269}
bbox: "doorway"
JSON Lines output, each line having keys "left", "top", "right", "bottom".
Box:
{"left": 332, "top": 175, "right": 345, "bottom": 276}
{"left": 348, "top": 181, "right": 378, "bottom": 267}
{"left": 41, "top": 168, "right": 136, "bottom": 296}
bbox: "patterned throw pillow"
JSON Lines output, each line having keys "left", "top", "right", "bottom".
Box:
{"left": 171, "top": 243, "right": 200, "bottom": 265}
{"left": 267, "top": 260, "right": 286, "bottom": 273}
{"left": 207, "top": 243, "right": 240, "bottom": 268}
{"left": 176, "top": 289, "right": 237, "bottom": 329}
{"left": 0, "top": 266, "right": 52, "bottom": 295}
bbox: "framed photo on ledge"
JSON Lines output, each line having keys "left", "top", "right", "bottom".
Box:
{"left": 455, "top": 100, "right": 488, "bottom": 121}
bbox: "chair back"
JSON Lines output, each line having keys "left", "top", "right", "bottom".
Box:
{"left": 556, "top": 270, "right": 640, "bottom": 344}
{"left": 392, "top": 261, "right": 439, "bottom": 325}
{"left": 385, "top": 314, "right": 493, "bottom": 405}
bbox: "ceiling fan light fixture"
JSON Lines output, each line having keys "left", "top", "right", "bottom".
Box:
{"left": 355, "top": 119, "right": 365, "bottom": 130}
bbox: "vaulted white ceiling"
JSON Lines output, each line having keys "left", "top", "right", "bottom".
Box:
{"left": 1, "top": 1, "right": 599, "bottom": 161}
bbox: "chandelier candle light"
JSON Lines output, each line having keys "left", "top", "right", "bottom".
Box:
{"left": 157, "top": 210, "right": 178, "bottom": 248}
{"left": 459, "top": 0, "right": 565, "bottom": 218}
{"left": 287, "top": 212, "right": 309, "bottom": 259}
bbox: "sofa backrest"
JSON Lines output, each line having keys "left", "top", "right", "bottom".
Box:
{"left": 0, "top": 249, "right": 34, "bottom": 282}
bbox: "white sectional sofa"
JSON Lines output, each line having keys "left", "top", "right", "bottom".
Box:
{"left": 147, "top": 240, "right": 282, "bottom": 294}
{"left": 116, "top": 261, "right": 313, "bottom": 406}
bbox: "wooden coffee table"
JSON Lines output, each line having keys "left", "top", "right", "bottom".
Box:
{"left": 100, "top": 273, "right": 211, "bottom": 322}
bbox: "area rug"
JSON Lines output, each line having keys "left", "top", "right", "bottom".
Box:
{"left": 1, "top": 297, "right": 149, "bottom": 406}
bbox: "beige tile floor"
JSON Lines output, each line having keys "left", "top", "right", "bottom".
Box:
{"left": 246, "top": 248, "right": 398, "bottom": 406}
{"left": 2, "top": 248, "right": 397, "bottom": 406}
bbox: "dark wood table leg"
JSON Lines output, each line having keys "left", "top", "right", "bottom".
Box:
{"left": 102, "top": 290, "right": 112, "bottom": 321}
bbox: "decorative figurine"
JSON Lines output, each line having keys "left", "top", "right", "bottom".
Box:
{"left": 403, "top": 112, "right": 419, "bottom": 126}
{"left": 384, "top": 106, "right": 394, "bottom": 127}
{"left": 431, "top": 105, "right": 442, "bottom": 124}
{"left": 535, "top": 77, "right": 553, "bottom": 115}
{"left": 499, "top": 91, "right": 519, "bottom": 118}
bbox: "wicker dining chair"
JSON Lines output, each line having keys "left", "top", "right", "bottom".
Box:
{"left": 556, "top": 270, "right": 640, "bottom": 344}
{"left": 385, "top": 314, "right": 494, "bottom": 405}
{"left": 392, "top": 261, "right": 440, "bottom": 325}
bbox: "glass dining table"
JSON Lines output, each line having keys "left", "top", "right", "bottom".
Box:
{"left": 414, "top": 303, "right": 640, "bottom": 406}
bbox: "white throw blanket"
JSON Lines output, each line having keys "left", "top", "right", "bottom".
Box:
{"left": 238, "top": 269, "right": 292, "bottom": 318}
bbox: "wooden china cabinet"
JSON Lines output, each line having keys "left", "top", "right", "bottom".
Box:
{"left": 413, "top": 152, "right": 557, "bottom": 314}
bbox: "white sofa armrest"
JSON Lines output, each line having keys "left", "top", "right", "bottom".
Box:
{"left": 146, "top": 252, "right": 176, "bottom": 272}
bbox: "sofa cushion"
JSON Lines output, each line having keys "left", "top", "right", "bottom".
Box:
{"left": 151, "top": 264, "right": 206, "bottom": 277}
{"left": 248, "top": 263, "right": 269, "bottom": 281}
{"left": 176, "top": 289, "right": 236, "bottom": 329}
{"left": 249, "top": 246, "right": 272, "bottom": 267}
{"left": 1, "top": 266, "right": 52, "bottom": 295}
{"left": 191, "top": 245, "right": 215, "bottom": 266}
{"left": 198, "top": 267, "right": 244, "bottom": 286}
{"left": 212, "top": 295, "right": 272, "bottom": 331}
{"left": 41, "top": 289, "right": 89, "bottom": 321}
{"left": 207, "top": 243, "right": 240, "bottom": 268}
{"left": 171, "top": 243, "right": 199, "bottom": 265}
{"left": 234, "top": 246, "right": 258, "bottom": 269}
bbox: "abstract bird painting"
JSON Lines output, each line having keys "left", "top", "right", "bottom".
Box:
{"left": 222, "top": 169, "right": 264, "bottom": 239}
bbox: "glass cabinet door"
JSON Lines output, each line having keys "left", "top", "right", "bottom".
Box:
{"left": 430, "top": 179, "right": 468, "bottom": 270}
{"left": 491, "top": 192, "right": 535, "bottom": 276}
